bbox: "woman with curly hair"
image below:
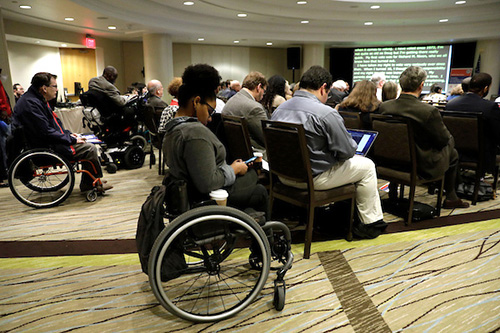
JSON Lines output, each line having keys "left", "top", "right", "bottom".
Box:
{"left": 260, "top": 75, "right": 287, "bottom": 114}
{"left": 337, "top": 80, "right": 380, "bottom": 129}
{"left": 162, "top": 64, "right": 268, "bottom": 216}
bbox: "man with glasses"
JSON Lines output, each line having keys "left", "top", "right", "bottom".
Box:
{"left": 222, "top": 71, "right": 268, "bottom": 154}
{"left": 12, "top": 72, "right": 112, "bottom": 193}
{"left": 13, "top": 83, "right": 24, "bottom": 104}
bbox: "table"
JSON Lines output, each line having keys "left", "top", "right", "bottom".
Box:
{"left": 54, "top": 105, "right": 92, "bottom": 134}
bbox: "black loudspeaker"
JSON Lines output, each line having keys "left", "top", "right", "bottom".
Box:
{"left": 287, "top": 47, "right": 301, "bottom": 70}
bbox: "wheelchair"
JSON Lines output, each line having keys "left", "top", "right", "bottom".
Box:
{"left": 8, "top": 148, "right": 105, "bottom": 208}
{"left": 80, "top": 89, "right": 146, "bottom": 171}
{"left": 147, "top": 184, "right": 294, "bottom": 322}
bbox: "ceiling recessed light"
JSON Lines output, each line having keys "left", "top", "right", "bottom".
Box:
{"left": 364, "top": 21, "right": 373, "bottom": 26}
{"left": 455, "top": 0, "right": 466, "bottom": 4}
{"left": 61, "top": 44, "right": 67, "bottom": 47}
{"left": 297, "top": 1, "right": 307, "bottom": 4}
{"left": 107, "top": 25, "right": 117, "bottom": 30}
{"left": 301, "top": 20, "right": 309, "bottom": 24}
{"left": 183, "top": 1, "right": 194, "bottom": 5}
{"left": 233, "top": 40, "right": 240, "bottom": 44}
{"left": 439, "top": 19, "right": 449, "bottom": 23}
{"left": 19, "top": 5, "right": 31, "bottom": 9}
{"left": 370, "top": 5, "right": 380, "bottom": 9}
{"left": 198, "top": 38, "right": 205, "bottom": 41}
{"left": 64, "top": 17, "right": 74, "bottom": 21}
{"left": 266, "top": 42, "right": 273, "bottom": 46}
{"left": 237, "top": 13, "right": 247, "bottom": 17}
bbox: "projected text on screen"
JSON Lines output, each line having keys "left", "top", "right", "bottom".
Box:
{"left": 353, "top": 45, "right": 451, "bottom": 91}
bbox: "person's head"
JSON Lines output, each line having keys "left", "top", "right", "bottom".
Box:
{"left": 261, "top": 75, "right": 286, "bottom": 112}
{"left": 450, "top": 84, "right": 464, "bottom": 96}
{"left": 339, "top": 80, "right": 379, "bottom": 112}
{"left": 299, "top": 66, "right": 332, "bottom": 104}
{"left": 13, "top": 83, "right": 24, "bottom": 97}
{"left": 229, "top": 80, "right": 241, "bottom": 92}
{"left": 177, "top": 64, "right": 221, "bottom": 125}
{"left": 469, "top": 73, "right": 492, "bottom": 97}
{"left": 147, "top": 79, "right": 164, "bottom": 97}
{"left": 461, "top": 77, "right": 471, "bottom": 93}
{"left": 242, "top": 72, "right": 267, "bottom": 101}
{"left": 31, "top": 72, "right": 58, "bottom": 102}
{"left": 167, "top": 77, "right": 182, "bottom": 98}
{"left": 332, "top": 80, "right": 347, "bottom": 91}
{"left": 102, "top": 66, "right": 118, "bottom": 84}
{"left": 430, "top": 83, "right": 442, "bottom": 94}
{"left": 371, "top": 72, "right": 386, "bottom": 88}
{"left": 381, "top": 81, "right": 399, "bottom": 101}
{"left": 399, "top": 66, "right": 427, "bottom": 93}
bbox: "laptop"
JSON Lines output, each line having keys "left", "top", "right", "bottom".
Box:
{"left": 347, "top": 129, "right": 378, "bottom": 156}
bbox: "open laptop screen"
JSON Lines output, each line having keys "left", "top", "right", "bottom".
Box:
{"left": 347, "top": 129, "right": 378, "bottom": 156}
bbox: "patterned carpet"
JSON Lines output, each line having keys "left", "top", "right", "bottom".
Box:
{"left": 1, "top": 221, "right": 499, "bottom": 332}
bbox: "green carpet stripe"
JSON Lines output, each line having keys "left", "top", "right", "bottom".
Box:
{"left": 319, "top": 250, "right": 391, "bottom": 333}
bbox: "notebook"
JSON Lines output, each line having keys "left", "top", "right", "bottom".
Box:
{"left": 347, "top": 129, "right": 378, "bottom": 156}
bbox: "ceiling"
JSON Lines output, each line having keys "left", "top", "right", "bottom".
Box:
{"left": 2, "top": 0, "right": 500, "bottom": 48}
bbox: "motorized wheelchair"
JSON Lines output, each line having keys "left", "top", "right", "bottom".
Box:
{"left": 80, "top": 89, "right": 146, "bottom": 171}
{"left": 146, "top": 177, "right": 294, "bottom": 322}
{"left": 7, "top": 128, "right": 107, "bottom": 208}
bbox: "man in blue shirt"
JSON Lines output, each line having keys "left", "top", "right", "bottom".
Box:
{"left": 272, "top": 66, "right": 385, "bottom": 239}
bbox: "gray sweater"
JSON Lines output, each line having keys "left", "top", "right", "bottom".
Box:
{"left": 163, "top": 117, "right": 235, "bottom": 194}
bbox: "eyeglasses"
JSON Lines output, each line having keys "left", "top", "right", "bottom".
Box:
{"left": 47, "top": 84, "right": 58, "bottom": 89}
{"left": 203, "top": 102, "right": 216, "bottom": 117}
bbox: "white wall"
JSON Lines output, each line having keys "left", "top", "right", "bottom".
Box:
{"left": 475, "top": 38, "right": 500, "bottom": 98}
{"left": 191, "top": 45, "right": 250, "bottom": 82}
{"left": 7, "top": 41, "right": 63, "bottom": 95}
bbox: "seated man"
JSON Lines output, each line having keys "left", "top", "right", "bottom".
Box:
{"left": 222, "top": 72, "right": 268, "bottom": 154}
{"left": 272, "top": 66, "right": 386, "bottom": 239}
{"left": 379, "top": 66, "right": 468, "bottom": 209}
{"left": 146, "top": 79, "right": 167, "bottom": 124}
{"left": 445, "top": 72, "right": 500, "bottom": 173}
{"left": 12, "top": 72, "right": 112, "bottom": 192}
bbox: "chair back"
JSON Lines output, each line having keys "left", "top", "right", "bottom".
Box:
{"left": 371, "top": 114, "right": 415, "bottom": 171}
{"left": 441, "top": 110, "right": 482, "bottom": 158}
{"left": 80, "top": 89, "right": 121, "bottom": 117}
{"left": 262, "top": 120, "right": 312, "bottom": 184}
{"left": 143, "top": 105, "right": 159, "bottom": 135}
{"left": 222, "top": 115, "right": 254, "bottom": 161}
{"left": 338, "top": 111, "right": 362, "bottom": 129}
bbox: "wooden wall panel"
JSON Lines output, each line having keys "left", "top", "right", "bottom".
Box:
{"left": 59, "top": 48, "right": 97, "bottom": 95}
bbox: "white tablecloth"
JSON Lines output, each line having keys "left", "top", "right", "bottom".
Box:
{"left": 54, "top": 106, "right": 91, "bottom": 134}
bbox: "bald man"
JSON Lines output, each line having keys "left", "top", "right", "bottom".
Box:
{"left": 88, "top": 66, "right": 130, "bottom": 107}
{"left": 146, "top": 79, "right": 167, "bottom": 109}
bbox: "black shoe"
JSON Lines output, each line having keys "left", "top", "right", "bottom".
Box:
{"left": 352, "top": 222, "right": 382, "bottom": 239}
{"left": 368, "top": 220, "right": 388, "bottom": 232}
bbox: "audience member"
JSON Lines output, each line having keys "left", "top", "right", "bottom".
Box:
{"left": 146, "top": 79, "right": 167, "bottom": 124}
{"left": 218, "top": 80, "right": 241, "bottom": 100}
{"left": 371, "top": 72, "right": 386, "bottom": 101}
{"left": 326, "top": 80, "right": 348, "bottom": 108}
{"left": 88, "top": 66, "right": 131, "bottom": 107}
{"left": 461, "top": 77, "right": 471, "bottom": 93}
{"left": 12, "top": 72, "right": 112, "bottom": 192}
{"left": 381, "top": 81, "right": 399, "bottom": 101}
{"left": 158, "top": 77, "right": 182, "bottom": 133}
{"left": 222, "top": 71, "right": 268, "bottom": 153}
{"left": 272, "top": 66, "right": 386, "bottom": 239}
{"left": 162, "top": 64, "right": 268, "bottom": 217}
{"left": 337, "top": 80, "right": 380, "bottom": 129}
{"left": 13, "top": 83, "right": 24, "bottom": 104}
{"left": 445, "top": 72, "right": 500, "bottom": 173}
{"left": 446, "top": 84, "right": 463, "bottom": 101}
{"left": 285, "top": 80, "right": 293, "bottom": 100}
{"left": 261, "top": 75, "right": 287, "bottom": 114}
{"left": 423, "top": 83, "right": 447, "bottom": 103}
{"left": 379, "top": 66, "right": 468, "bottom": 209}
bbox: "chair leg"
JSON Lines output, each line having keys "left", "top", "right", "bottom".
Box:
{"left": 407, "top": 185, "right": 416, "bottom": 225}
{"left": 472, "top": 171, "right": 481, "bottom": 205}
{"left": 158, "top": 143, "right": 163, "bottom": 175}
{"left": 303, "top": 206, "right": 315, "bottom": 260}
{"left": 493, "top": 165, "right": 499, "bottom": 194}
{"left": 346, "top": 197, "right": 355, "bottom": 241}
{"left": 435, "top": 178, "right": 444, "bottom": 217}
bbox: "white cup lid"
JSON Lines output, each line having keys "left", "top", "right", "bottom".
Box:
{"left": 254, "top": 152, "right": 263, "bottom": 157}
{"left": 209, "top": 189, "right": 228, "bottom": 199}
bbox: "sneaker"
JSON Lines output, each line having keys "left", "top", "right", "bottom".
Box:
{"left": 352, "top": 222, "right": 382, "bottom": 239}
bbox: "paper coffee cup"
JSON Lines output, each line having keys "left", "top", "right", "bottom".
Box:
{"left": 254, "top": 152, "right": 263, "bottom": 163}
{"left": 209, "top": 189, "right": 229, "bottom": 206}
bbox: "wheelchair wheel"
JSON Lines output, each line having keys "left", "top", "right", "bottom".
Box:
{"left": 130, "top": 135, "right": 147, "bottom": 151}
{"left": 149, "top": 206, "right": 271, "bottom": 323}
{"left": 123, "top": 145, "right": 145, "bottom": 169}
{"left": 9, "top": 149, "right": 75, "bottom": 208}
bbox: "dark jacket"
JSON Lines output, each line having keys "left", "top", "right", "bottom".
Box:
{"left": 446, "top": 92, "right": 500, "bottom": 172}
{"left": 379, "top": 93, "right": 455, "bottom": 179}
{"left": 12, "top": 86, "right": 76, "bottom": 158}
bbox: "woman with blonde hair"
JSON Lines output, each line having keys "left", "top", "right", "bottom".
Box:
{"left": 337, "top": 80, "right": 380, "bottom": 128}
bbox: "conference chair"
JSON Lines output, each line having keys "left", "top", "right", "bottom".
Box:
{"left": 221, "top": 115, "right": 254, "bottom": 162}
{"left": 338, "top": 111, "right": 363, "bottom": 129}
{"left": 262, "top": 120, "right": 356, "bottom": 259}
{"left": 143, "top": 105, "right": 164, "bottom": 175}
{"left": 441, "top": 110, "right": 499, "bottom": 204}
{"left": 371, "top": 114, "right": 444, "bottom": 224}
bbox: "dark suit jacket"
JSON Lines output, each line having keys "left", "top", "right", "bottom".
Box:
{"left": 147, "top": 95, "right": 168, "bottom": 125}
{"left": 379, "top": 93, "right": 456, "bottom": 179}
{"left": 446, "top": 93, "right": 500, "bottom": 172}
{"left": 326, "top": 88, "right": 346, "bottom": 108}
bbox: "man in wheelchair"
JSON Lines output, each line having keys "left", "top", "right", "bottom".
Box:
{"left": 12, "top": 72, "right": 112, "bottom": 192}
